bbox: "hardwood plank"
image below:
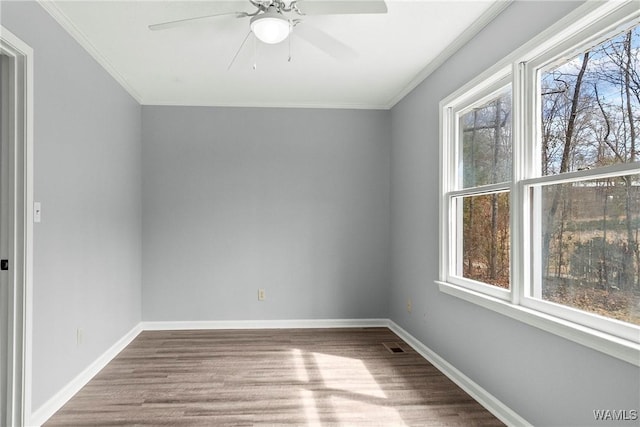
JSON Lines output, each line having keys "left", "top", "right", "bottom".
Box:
{"left": 44, "top": 328, "right": 504, "bottom": 426}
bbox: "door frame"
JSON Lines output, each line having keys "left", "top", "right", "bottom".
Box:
{"left": 0, "top": 26, "right": 34, "bottom": 427}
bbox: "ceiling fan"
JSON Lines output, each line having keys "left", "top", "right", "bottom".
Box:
{"left": 148, "top": 0, "right": 387, "bottom": 67}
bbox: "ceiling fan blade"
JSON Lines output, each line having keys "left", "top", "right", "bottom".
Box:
{"left": 295, "top": 0, "right": 387, "bottom": 15}
{"left": 149, "top": 11, "right": 247, "bottom": 31}
{"left": 294, "top": 22, "right": 357, "bottom": 61}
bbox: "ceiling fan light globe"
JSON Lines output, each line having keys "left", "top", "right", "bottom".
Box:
{"left": 250, "top": 14, "right": 290, "bottom": 44}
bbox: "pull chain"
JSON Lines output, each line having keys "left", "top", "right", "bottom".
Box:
{"left": 253, "top": 35, "right": 257, "bottom": 70}
{"left": 288, "top": 24, "right": 292, "bottom": 62}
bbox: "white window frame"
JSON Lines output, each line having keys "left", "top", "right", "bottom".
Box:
{"left": 438, "top": 0, "right": 640, "bottom": 366}
{"left": 444, "top": 72, "right": 513, "bottom": 301}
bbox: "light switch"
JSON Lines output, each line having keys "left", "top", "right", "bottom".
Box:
{"left": 34, "top": 202, "right": 41, "bottom": 223}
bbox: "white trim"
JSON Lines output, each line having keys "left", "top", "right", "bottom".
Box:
{"left": 520, "top": 293, "right": 640, "bottom": 345}
{"left": 29, "top": 318, "right": 529, "bottom": 427}
{"left": 439, "top": 0, "right": 640, "bottom": 363}
{"left": 28, "top": 324, "right": 143, "bottom": 427}
{"left": 521, "top": 163, "right": 640, "bottom": 187}
{"left": 441, "top": 75, "right": 514, "bottom": 301}
{"left": 520, "top": 3, "right": 640, "bottom": 80}
{"left": 28, "top": 318, "right": 387, "bottom": 426}
{"left": 387, "top": 320, "right": 532, "bottom": 427}
{"left": 439, "top": 103, "right": 452, "bottom": 283}
{"left": 142, "top": 100, "right": 391, "bottom": 110}
{"left": 35, "top": 0, "right": 511, "bottom": 111}
{"left": 23, "top": 34, "right": 34, "bottom": 427}
{"left": 438, "top": 281, "right": 640, "bottom": 367}
{"left": 446, "top": 274, "right": 511, "bottom": 301}
{"left": 440, "top": 1, "right": 637, "bottom": 108}
{"left": 35, "top": 0, "right": 143, "bottom": 104}
{"left": 142, "top": 318, "right": 389, "bottom": 331}
{"left": 448, "top": 182, "right": 510, "bottom": 198}
{"left": 451, "top": 71, "right": 512, "bottom": 121}
{"left": 0, "top": 26, "right": 34, "bottom": 427}
{"left": 386, "top": 0, "right": 513, "bottom": 108}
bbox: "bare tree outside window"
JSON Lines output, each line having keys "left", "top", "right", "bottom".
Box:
{"left": 539, "top": 24, "right": 640, "bottom": 325}
{"left": 441, "top": 4, "right": 640, "bottom": 353}
{"left": 461, "top": 93, "right": 512, "bottom": 188}
{"left": 458, "top": 91, "right": 512, "bottom": 289}
{"left": 460, "top": 192, "right": 510, "bottom": 289}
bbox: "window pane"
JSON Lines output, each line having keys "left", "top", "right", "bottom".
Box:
{"left": 460, "top": 89, "right": 512, "bottom": 188}
{"left": 456, "top": 192, "right": 510, "bottom": 289}
{"left": 537, "top": 174, "right": 640, "bottom": 325}
{"left": 540, "top": 24, "right": 640, "bottom": 175}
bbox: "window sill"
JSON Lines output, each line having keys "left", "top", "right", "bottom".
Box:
{"left": 437, "top": 281, "right": 640, "bottom": 366}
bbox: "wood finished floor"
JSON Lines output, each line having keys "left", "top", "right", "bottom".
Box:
{"left": 44, "top": 328, "right": 504, "bottom": 426}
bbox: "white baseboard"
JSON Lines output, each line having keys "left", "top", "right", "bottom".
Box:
{"left": 29, "top": 318, "right": 526, "bottom": 427}
{"left": 28, "top": 323, "right": 143, "bottom": 427}
{"left": 387, "top": 320, "right": 531, "bottom": 427}
{"left": 141, "top": 318, "right": 389, "bottom": 331}
{"left": 29, "top": 318, "right": 385, "bottom": 425}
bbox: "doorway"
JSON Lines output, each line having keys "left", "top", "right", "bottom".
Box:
{"left": 0, "top": 27, "right": 34, "bottom": 427}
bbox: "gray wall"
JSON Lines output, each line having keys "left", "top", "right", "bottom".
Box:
{"left": 142, "top": 106, "right": 390, "bottom": 321}
{"left": 389, "top": 1, "right": 640, "bottom": 426}
{"left": 1, "top": 2, "right": 142, "bottom": 411}
{"left": 2, "top": 0, "right": 637, "bottom": 424}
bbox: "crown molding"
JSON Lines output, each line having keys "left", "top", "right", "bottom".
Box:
{"left": 36, "top": 0, "right": 144, "bottom": 104}
{"left": 386, "top": 0, "right": 513, "bottom": 109}
{"left": 143, "top": 99, "right": 391, "bottom": 110}
{"left": 36, "top": 0, "right": 511, "bottom": 111}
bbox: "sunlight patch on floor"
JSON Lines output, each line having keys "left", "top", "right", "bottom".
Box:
{"left": 291, "top": 348, "right": 310, "bottom": 382}
{"left": 330, "top": 395, "right": 406, "bottom": 426}
{"left": 299, "top": 389, "right": 321, "bottom": 426}
{"left": 290, "top": 348, "right": 406, "bottom": 425}
{"left": 312, "top": 352, "right": 387, "bottom": 399}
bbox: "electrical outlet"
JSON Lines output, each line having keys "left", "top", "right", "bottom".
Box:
{"left": 407, "top": 298, "right": 412, "bottom": 313}
{"left": 258, "top": 289, "right": 266, "bottom": 301}
{"left": 77, "top": 328, "right": 84, "bottom": 345}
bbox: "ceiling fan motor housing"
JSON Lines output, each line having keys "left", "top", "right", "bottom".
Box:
{"left": 250, "top": 6, "right": 291, "bottom": 44}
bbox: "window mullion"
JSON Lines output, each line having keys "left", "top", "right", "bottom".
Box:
{"left": 448, "top": 183, "right": 510, "bottom": 198}
{"left": 511, "top": 61, "right": 527, "bottom": 305}
{"left": 523, "top": 163, "right": 640, "bottom": 187}
{"left": 438, "top": 0, "right": 640, "bottom": 362}
{"left": 439, "top": 105, "right": 454, "bottom": 283}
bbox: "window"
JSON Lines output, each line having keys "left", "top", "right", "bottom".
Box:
{"left": 439, "top": 1, "right": 640, "bottom": 363}
{"left": 447, "top": 82, "right": 513, "bottom": 298}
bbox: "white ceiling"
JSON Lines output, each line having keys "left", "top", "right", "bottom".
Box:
{"left": 41, "top": 0, "right": 507, "bottom": 109}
